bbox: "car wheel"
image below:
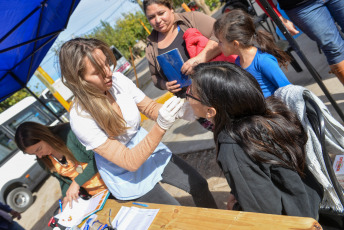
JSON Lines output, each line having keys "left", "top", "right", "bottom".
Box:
{"left": 6, "top": 187, "right": 33, "bottom": 213}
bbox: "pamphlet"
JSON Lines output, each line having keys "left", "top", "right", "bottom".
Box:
{"left": 111, "top": 206, "right": 159, "bottom": 230}
{"left": 55, "top": 189, "right": 110, "bottom": 227}
{"left": 333, "top": 155, "right": 344, "bottom": 189}
{"left": 157, "top": 48, "right": 192, "bottom": 88}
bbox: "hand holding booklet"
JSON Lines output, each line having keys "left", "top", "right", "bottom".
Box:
{"left": 157, "top": 48, "right": 192, "bottom": 88}
{"left": 55, "top": 189, "right": 110, "bottom": 227}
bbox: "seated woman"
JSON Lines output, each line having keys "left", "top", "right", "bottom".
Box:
{"left": 15, "top": 122, "right": 107, "bottom": 209}
{"left": 186, "top": 61, "right": 323, "bottom": 218}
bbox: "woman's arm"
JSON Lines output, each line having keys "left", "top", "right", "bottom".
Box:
{"left": 137, "top": 96, "right": 162, "bottom": 121}
{"left": 145, "top": 44, "right": 168, "bottom": 90}
{"left": 255, "top": 0, "right": 299, "bottom": 36}
{"left": 95, "top": 123, "right": 166, "bottom": 171}
{"left": 181, "top": 39, "right": 221, "bottom": 75}
{"left": 181, "top": 12, "right": 221, "bottom": 75}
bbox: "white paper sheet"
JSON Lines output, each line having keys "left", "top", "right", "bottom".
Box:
{"left": 111, "top": 206, "right": 159, "bottom": 230}
{"left": 55, "top": 190, "right": 109, "bottom": 227}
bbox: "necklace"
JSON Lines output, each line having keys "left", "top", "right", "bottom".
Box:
{"left": 51, "top": 156, "right": 84, "bottom": 174}
{"left": 52, "top": 155, "right": 68, "bottom": 166}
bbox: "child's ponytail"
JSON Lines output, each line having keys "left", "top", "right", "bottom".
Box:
{"left": 255, "top": 30, "right": 290, "bottom": 68}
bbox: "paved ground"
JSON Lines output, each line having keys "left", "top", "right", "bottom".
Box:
{"left": 15, "top": 3, "right": 344, "bottom": 230}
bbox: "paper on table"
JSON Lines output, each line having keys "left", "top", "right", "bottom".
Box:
{"left": 111, "top": 206, "right": 159, "bottom": 230}
{"left": 56, "top": 190, "right": 109, "bottom": 227}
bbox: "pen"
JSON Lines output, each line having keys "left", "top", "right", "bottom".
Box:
{"left": 59, "top": 199, "right": 63, "bottom": 212}
{"left": 132, "top": 202, "right": 148, "bottom": 207}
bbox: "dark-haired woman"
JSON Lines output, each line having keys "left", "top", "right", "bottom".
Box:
{"left": 15, "top": 122, "right": 107, "bottom": 209}
{"left": 214, "top": 9, "right": 291, "bottom": 98}
{"left": 187, "top": 61, "right": 323, "bottom": 218}
{"left": 143, "top": 0, "right": 221, "bottom": 97}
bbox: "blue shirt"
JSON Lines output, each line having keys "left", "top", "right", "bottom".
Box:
{"left": 235, "top": 49, "right": 291, "bottom": 98}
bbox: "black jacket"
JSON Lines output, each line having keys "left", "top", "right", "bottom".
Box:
{"left": 217, "top": 131, "right": 323, "bottom": 219}
{"left": 277, "top": 0, "right": 310, "bottom": 10}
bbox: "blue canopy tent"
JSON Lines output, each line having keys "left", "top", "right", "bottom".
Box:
{"left": 0, "top": 0, "right": 80, "bottom": 104}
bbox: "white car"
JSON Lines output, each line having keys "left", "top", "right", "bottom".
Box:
{"left": 0, "top": 96, "right": 63, "bottom": 212}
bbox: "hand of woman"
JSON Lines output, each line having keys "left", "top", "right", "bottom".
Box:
{"left": 279, "top": 16, "right": 299, "bottom": 36}
{"left": 181, "top": 57, "right": 201, "bottom": 75}
{"left": 65, "top": 180, "right": 80, "bottom": 209}
{"left": 157, "top": 96, "right": 184, "bottom": 130}
{"left": 10, "top": 210, "right": 21, "bottom": 220}
{"left": 226, "top": 193, "right": 238, "bottom": 210}
{"left": 166, "top": 80, "right": 182, "bottom": 94}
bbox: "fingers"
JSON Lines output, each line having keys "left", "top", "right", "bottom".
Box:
{"left": 170, "top": 87, "right": 182, "bottom": 94}
{"left": 166, "top": 80, "right": 181, "bottom": 92}
{"left": 169, "top": 99, "right": 184, "bottom": 115}
{"left": 290, "top": 27, "right": 300, "bottom": 36}
{"left": 181, "top": 58, "right": 199, "bottom": 75}
{"left": 165, "top": 96, "right": 182, "bottom": 111}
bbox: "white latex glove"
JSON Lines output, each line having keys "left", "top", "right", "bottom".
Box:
{"left": 157, "top": 96, "right": 184, "bottom": 130}
{"left": 176, "top": 100, "right": 196, "bottom": 122}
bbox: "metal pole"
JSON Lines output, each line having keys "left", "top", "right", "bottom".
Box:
{"left": 258, "top": 0, "right": 344, "bottom": 122}
{"left": 35, "top": 66, "right": 71, "bottom": 111}
{"left": 129, "top": 47, "right": 139, "bottom": 88}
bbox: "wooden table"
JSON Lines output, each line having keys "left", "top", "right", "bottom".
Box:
{"left": 90, "top": 200, "right": 322, "bottom": 230}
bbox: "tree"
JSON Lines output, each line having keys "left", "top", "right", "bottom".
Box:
{"left": 0, "top": 89, "right": 31, "bottom": 113}
{"left": 86, "top": 11, "right": 152, "bottom": 60}
{"left": 194, "top": 0, "right": 212, "bottom": 15}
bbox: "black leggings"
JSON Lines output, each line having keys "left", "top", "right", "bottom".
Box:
{"left": 135, "top": 154, "right": 218, "bottom": 209}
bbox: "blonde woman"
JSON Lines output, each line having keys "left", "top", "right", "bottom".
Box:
{"left": 15, "top": 122, "right": 106, "bottom": 209}
{"left": 58, "top": 38, "right": 217, "bottom": 208}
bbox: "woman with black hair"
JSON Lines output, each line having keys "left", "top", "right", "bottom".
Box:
{"left": 187, "top": 61, "right": 323, "bottom": 218}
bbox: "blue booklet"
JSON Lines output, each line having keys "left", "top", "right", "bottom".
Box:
{"left": 157, "top": 48, "right": 192, "bottom": 88}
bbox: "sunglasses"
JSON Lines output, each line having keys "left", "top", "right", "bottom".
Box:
{"left": 186, "top": 85, "right": 202, "bottom": 103}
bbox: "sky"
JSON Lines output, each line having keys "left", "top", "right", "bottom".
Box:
{"left": 28, "top": 0, "right": 142, "bottom": 93}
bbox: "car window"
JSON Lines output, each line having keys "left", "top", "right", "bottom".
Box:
{"left": 7, "top": 106, "right": 51, "bottom": 132}
{"left": 0, "top": 129, "right": 17, "bottom": 162}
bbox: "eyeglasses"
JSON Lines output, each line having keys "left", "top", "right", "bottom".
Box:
{"left": 186, "top": 85, "right": 202, "bottom": 103}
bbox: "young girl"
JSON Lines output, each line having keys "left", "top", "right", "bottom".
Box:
{"left": 187, "top": 61, "right": 323, "bottom": 218}
{"left": 214, "top": 9, "right": 291, "bottom": 98}
{"left": 58, "top": 38, "right": 217, "bottom": 208}
{"left": 15, "top": 122, "right": 107, "bottom": 209}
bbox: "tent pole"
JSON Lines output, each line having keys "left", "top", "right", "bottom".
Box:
{"left": 258, "top": 0, "right": 344, "bottom": 123}
{"left": 24, "top": 86, "right": 63, "bottom": 123}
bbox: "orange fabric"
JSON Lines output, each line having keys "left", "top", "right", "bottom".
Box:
{"left": 94, "top": 124, "right": 165, "bottom": 172}
{"left": 137, "top": 96, "right": 162, "bottom": 121}
{"left": 49, "top": 156, "right": 106, "bottom": 196}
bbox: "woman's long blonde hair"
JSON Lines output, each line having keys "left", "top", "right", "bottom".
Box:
{"left": 59, "top": 38, "right": 127, "bottom": 137}
{"left": 15, "top": 122, "right": 78, "bottom": 172}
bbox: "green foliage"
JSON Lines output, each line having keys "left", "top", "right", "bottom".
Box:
{"left": 0, "top": 89, "right": 31, "bottom": 113}
{"left": 172, "top": 0, "right": 191, "bottom": 8}
{"left": 205, "top": 0, "right": 220, "bottom": 11}
{"left": 86, "top": 11, "right": 152, "bottom": 60}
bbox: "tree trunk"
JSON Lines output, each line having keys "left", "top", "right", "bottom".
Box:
{"left": 194, "top": 0, "right": 211, "bottom": 15}
{"left": 136, "top": 0, "right": 144, "bottom": 12}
